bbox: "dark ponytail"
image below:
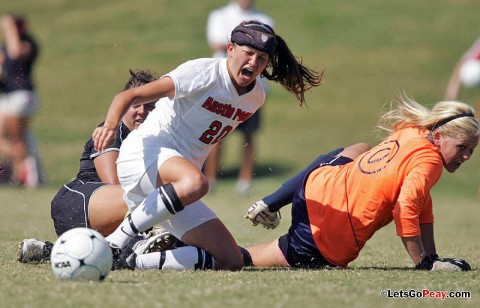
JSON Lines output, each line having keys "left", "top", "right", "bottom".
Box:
{"left": 235, "top": 20, "right": 323, "bottom": 106}
{"left": 263, "top": 35, "right": 322, "bottom": 105}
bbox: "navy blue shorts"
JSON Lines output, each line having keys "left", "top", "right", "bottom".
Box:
{"left": 50, "top": 179, "right": 105, "bottom": 236}
{"left": 278, "top": 150, "right": 353, "bottom": 268}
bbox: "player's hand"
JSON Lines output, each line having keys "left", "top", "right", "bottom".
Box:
{"left": 92, "top": 123, "right": 117, "bottom": 152}
{"left": 416, "top": 254, "right": 471, "bottom": 271}
{"left": 432, "top": 258, "right": 471, "bottom": 271}
{"left": 245, "top": 200, "right": 280, "bottom": 229}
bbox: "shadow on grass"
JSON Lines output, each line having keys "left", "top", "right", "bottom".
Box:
{"left": 349, "top": 266, "right": 415, "bottom": 271}
{"left": 242, "top": 266, "right": 417, "bottom": 272}
{"left": 214, "top": 162, "right": 295, "bottom": 180}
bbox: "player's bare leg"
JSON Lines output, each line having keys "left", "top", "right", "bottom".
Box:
{"left": 181, "top": 218, "right": 243, "bottom": 270}
{"left": 237, "top": 133, "right": 254, "bottom": 195}
{"left": 88, "top": 185, "right": 128, "bottom": 237}
{"left": 247, "top": 239, "right": 289, "bottom": 267}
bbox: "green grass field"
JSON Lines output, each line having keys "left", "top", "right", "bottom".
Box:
{"left": 1, "top": 0, "right": 480, "bottom": 307}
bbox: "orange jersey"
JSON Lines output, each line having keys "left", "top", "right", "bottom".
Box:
{"left": 305, "top": 127, "right": 443, "bottom": 267}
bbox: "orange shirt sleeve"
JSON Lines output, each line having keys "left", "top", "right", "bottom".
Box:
{"left": 393, "top": 152, "right": 442, "bottom": 237}
{"left": 419, "top": 193, "right": 434, "bottom": 224}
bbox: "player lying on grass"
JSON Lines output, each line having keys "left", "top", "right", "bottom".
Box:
{"left": 244, "top": 96, "right": 477, "bottom": 271}
{"left": 17, "top": 69, "right": 160, "bottom": 263}
{"left": 108, "top": 143, "right": 367, "bottom": 271}
{"left": 92, "top": 20, "right": 323, "bottom": 271}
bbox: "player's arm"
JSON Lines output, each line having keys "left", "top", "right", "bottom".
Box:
{"left": 0, "top": 15, "right": 31, "bottom": 60}
{"left": 445, "top": 38, "right": 480, "bottom": 100}
{"left": 393, "top": 155, "right": 441, "bottom": 266}
{"left": 93, "top": 151, "right": 120, "bottom": 184}
{"left": 401, "top": 210, "right": 471, "bottom": 271}
{"left": 93, "top": 77, "right": 175, "bottom": 151}
{"left": 399, "top": 221, "right": 436, "bottom": 266}
{"left": 401, "top": 236, "right": 426, "bottom": 265}
{"left": 245, "top": 143, "right": 370, "bottom": 229}
{"left": 444, "top": 61, "right": 462, "bottom": 100}
{"left": 399, "top": 195, "right": 470, "bottom": 271}
{"left": 420, "top": 223, "right": 436, "bottom": 256}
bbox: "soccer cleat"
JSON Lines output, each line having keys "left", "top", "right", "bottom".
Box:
{"left": 245, "top": 200, "right": 281, "bottom": 229}
{"left": 138, "top": 232, "right": 184, "bottom": 254}
{"left": 17, "top": 239, "right": 53, "bottom": 263}
{"left": 125, "top": 232, "right": 184, "bottom": 269}
{"left": 138, "top": 225, "right": 168, "bottom": 239}
{"left": 110, "top": 243, "right": 134, "bottom": 271}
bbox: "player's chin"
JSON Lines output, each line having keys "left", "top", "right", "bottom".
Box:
{"left": 238, "top": 76, "right": 254, "bottom": 87}
{"left": 134, "top": 120, "right": 144, "bottom": 128}
{"left": 446, "top": 162, "right": 462, "bottom": 173}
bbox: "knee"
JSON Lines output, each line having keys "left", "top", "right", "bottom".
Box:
{"left": 189, "top": 171, "right": 209, "bottom": 197}
{"left": 177, "top": 171, "right": 209, "bottom": 203}
{"left": 342, "top": 142, "right": 371, "bottom": 159}
{"left": 351, "top": 142, "right": 371, "bottom": 152}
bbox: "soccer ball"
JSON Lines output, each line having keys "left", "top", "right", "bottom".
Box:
{"left": 51, "top": 227, "right": 113, "bottom": 281}
{"left": 459, "top": 59, "right": 480, "bottom": 88}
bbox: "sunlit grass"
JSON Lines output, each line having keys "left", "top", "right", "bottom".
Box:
{"left": 1, "top": 0, "right": 480, "bottom": 307}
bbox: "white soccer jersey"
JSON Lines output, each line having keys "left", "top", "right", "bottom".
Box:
{"left": 118, "top": 57, "right": 266, "bottom": 171}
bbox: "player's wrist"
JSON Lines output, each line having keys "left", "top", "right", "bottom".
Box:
{"left": 102, "top": 120, "right": 118, "bottom": 130}
{"left": 415, "top": 254, "right": 438, "bottom": 270}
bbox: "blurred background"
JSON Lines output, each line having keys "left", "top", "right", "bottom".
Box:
{"left": 1, "top": 0, "right": 479, "bottom": 197}
{"left": 1, "top": 3, "right": 480, "bottom": 305}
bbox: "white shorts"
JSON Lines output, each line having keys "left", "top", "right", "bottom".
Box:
{"left": 0, "top": 90, "right": 38, "bottom": 117}
{"left": 116, "top": 132, "right": 217, "bottom": 238}
{"left": 158, "top": 199, "right": 217, "bottom": 239}
{"left": 118, "top": 149, "right": 182, "bottom": 210}
{"left": 117, "top": 130, "right": 188, "bottom": 210}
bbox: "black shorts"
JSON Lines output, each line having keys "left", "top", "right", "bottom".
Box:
{"left": 50, "top": 179, "right": 106, "bottom": 236}
{"left": 237, "top": 109, "right": 261, "bottom": 134}
{"left": 278, "top": 233, "right": 333, "bottom": 269}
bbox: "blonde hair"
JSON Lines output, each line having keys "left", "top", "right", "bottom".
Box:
{"left": 378, "top": 95, "right": 480, "bottom": 140}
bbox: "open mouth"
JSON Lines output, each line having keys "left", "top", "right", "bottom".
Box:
{"left": 242, "top": 67, "right": 254, "bottom": 78}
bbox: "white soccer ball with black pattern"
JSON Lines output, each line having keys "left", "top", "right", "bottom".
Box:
{"left": 51, "top": 227, "right": 113, "bottom": 281}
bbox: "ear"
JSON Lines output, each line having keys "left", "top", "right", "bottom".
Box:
{"left": 432, "top": 130, "right": 442, "bottom": 147}
{"left": 227, "top": 42, "right": 235, "bottom": 54}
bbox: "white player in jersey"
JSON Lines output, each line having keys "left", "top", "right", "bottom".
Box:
{"left": 92, "top": 20, "right": 322, "bottom": 271}
{"left": 118, "top": 57, "right": 265, "bottom": 206}
{"left": 204, "top": 1, "right": 275, "bottom": 195}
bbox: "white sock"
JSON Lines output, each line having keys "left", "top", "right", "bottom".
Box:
{"left": 135, "top": 252, "right": 162, "bottom": 270}
{"left": 107, "top": 188, "right": 174, "bottom": 249}
{"left": 105, "top": 216, "right": 137, "bottom": 249}
{"left": 135, "top": 246, "right": 215, "bottom": 270}
{"left": 129, "top": 187, "right": 174, "bottom": 232}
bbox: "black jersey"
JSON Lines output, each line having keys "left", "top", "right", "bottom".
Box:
{"left": 1, "top": 33, "right": 39, "bottom": 92}
{"left": 76, "top": 122, "right": 131, "bottom": 182}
